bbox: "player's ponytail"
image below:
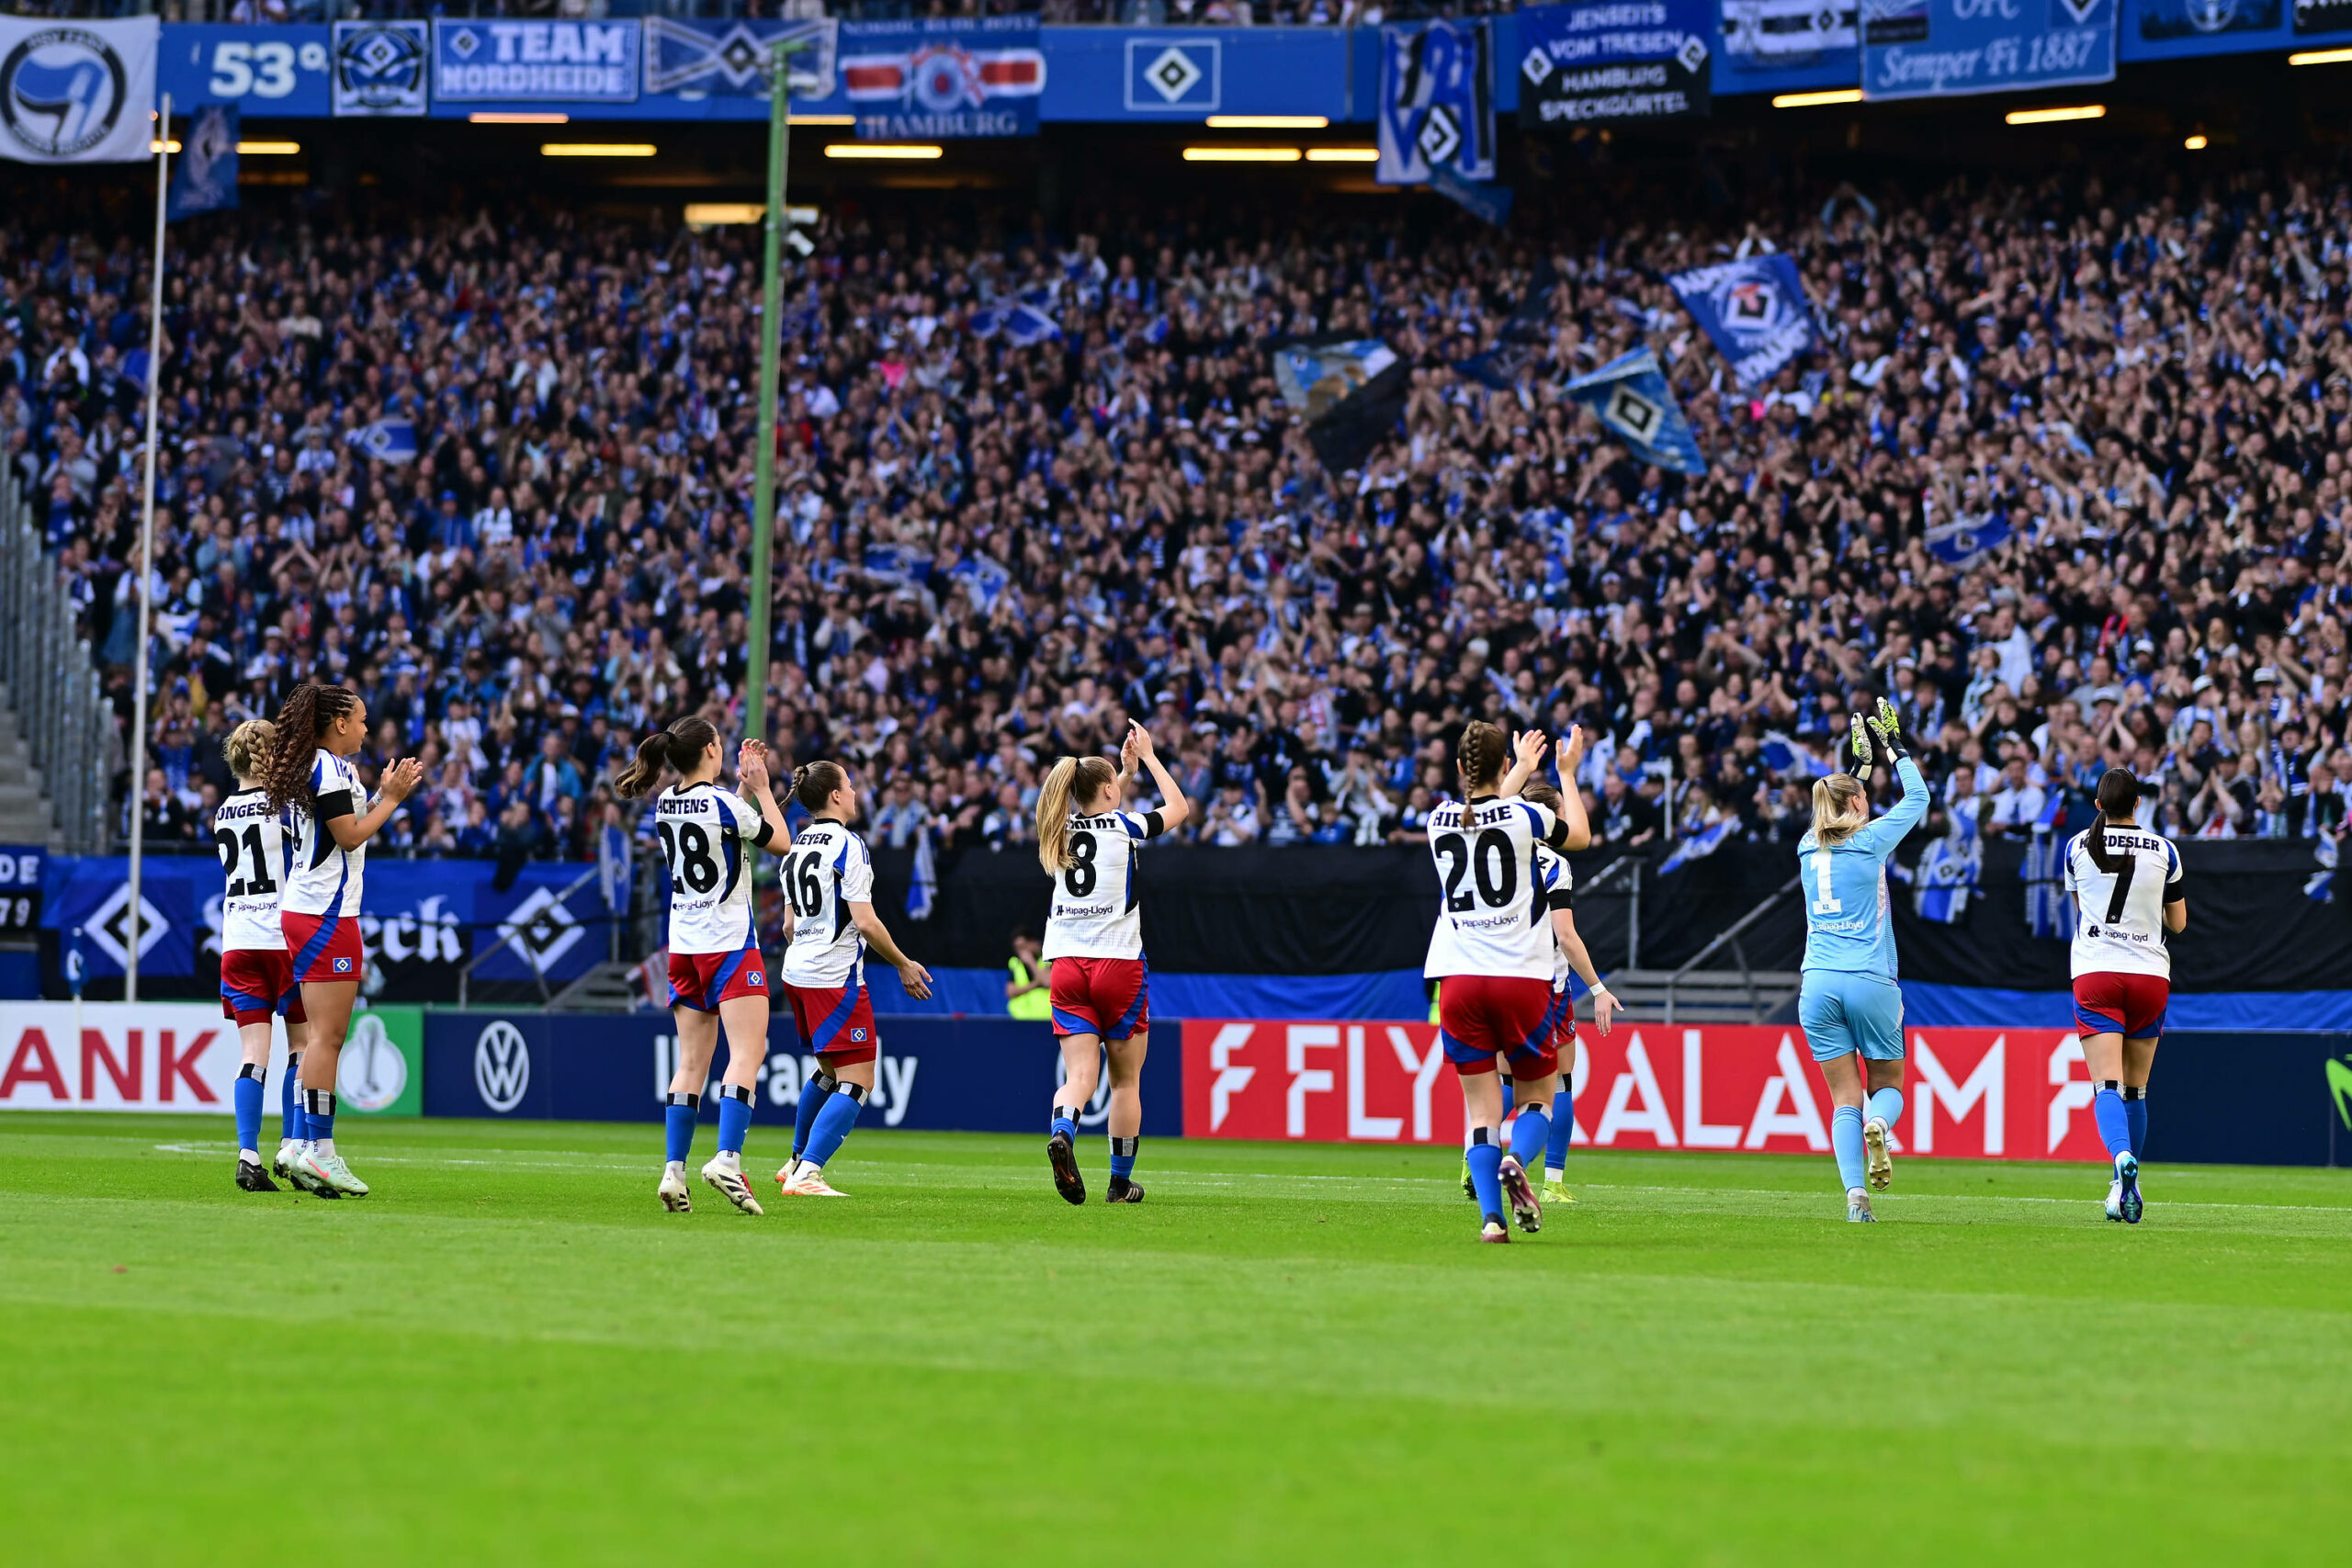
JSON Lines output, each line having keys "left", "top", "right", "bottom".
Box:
{"left": 1520, "top": 781, "right": 1563, "bottom": 814}
{"left": 223, "top": 718, "right": 277, "bottom": 784}
{"left": 262, "top": 681, "right": 356, "bottom": 813}
{"left": 1036, "top": 754, "right": 1116, "bottom": 874}
{"left": 615, "top": 716, "right": 719, "bottom": 798}
{"left": 2086, "top": 767, "right": 2142, "bottom": 874}
{"left": 1811, "top": 773, "right": 1869, "bottom": 847}
{"left": 1456, "top": 720, "right": 1510, "bottom": 791}
{"left": 791, "top": 760, "right": 848, "bottom": 815}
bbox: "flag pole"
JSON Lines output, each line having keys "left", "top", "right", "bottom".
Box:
{"left": 126, "top": 89, "right": 171, "bottom": 1004}
{"left": 744, "top": 43, "right": 797, "bottom": 752}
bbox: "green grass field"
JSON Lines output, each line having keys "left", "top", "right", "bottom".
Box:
{"left": 3, "top": 1113, "right": 2347, "bottom": 1565}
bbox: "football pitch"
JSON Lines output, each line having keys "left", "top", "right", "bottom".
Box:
{"left": 3, "top": 1114, "right": 2347, "bottom": 1565}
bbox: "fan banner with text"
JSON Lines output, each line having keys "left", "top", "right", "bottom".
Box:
{"left": 1861, "top": 0, "right": 2117, "bottom": 99}
{"left": 1181, "top": 1020, "right": 2112, "bottom": 1162}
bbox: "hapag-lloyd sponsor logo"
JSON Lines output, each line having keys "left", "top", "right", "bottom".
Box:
{"left": 1182, "top": 1021, "right": 2113, "bottom": 1161}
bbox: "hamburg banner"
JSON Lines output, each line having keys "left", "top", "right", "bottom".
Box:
{"left": 839, "top": 16, "right": 1042, "bottom": 141}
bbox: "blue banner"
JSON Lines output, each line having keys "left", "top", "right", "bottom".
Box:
{"left": 166, "top": 102, "right": 236, "bottom": 220}
{"left": 1667, "top": 253, "right": 1817, "bottom": 389}
{"left": 1564, "top": 348, "right": 1707, "bottom": 476}
{"left": 641, "top": 17, "right": 835, "bottom": 101}
{"left": 159, "top": 24, "right": 332, "bottom": 117}
{"left": 1862, "top": 0, "right": 2118, "bottom": 98}
{"left": 1378, "top": 19, "right": 1496, "bottom": 186}
{"left": 422, "top": 1010, "right": 1182, "bottom": 1137}
{"left": 1517, "top": 0, "right": 1714, "bottom": 127}
{"left": 332, "top": 20, "right": 426, "bottom": 117}
{"left": 432, "top": 19, "right": 639, "bottom": 106}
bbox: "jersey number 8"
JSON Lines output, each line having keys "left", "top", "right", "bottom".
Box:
{"left": 1062, "top": 830, "right": 1099, "bottom": 897}
{"left": 1435, "top": 829, "right": 1517, "bottom": 912}
{"left": 658, "top": 822, "right": 720, "bottom": 895}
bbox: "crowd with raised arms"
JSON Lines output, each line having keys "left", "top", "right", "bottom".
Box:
{"left": 6, "top": 160, "right": 2352, "bottom": 874}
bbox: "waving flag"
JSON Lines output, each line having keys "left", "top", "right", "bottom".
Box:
{"left": 166, "top": 104, "right": 237, "bottom": 220}
{"left": 1925, "top": 513, "right": 2013, "bottom": 568}
{"left": 1273, "top": 336, "right": 1408, "bottom": 474}
{"left": 1454, "top": 260, "right": 1557, "bottom": 390}
{"left": 1913, "top": 814, "right": 1980, "bottom": 923}
{"left": 1564, "top": 348, "right": 1706, "bottom": 476}
{"left": 355, "top": 417, "right": 419, "bottom": 465}
{"left": 1377, "top": 19, "right": 1495, "bottom": 186}
{"left": 907, "top": 826, "right": 937, "bottom": 921}
{"left": 1667, "top": 254, "right": 1817, "bottom": 389}
{"left": 1660, "top": 815, "right": 1735, "bottom": 874}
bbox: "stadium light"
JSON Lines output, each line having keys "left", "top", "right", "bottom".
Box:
{"left": 791, "top": 114, "right": 856, "bottom": 126}
{"left": 1305, "top": 148, "right": 1380, "bottom": 163}
{"left": 2288, "top": 47, "right": 2352, "bottom": 64}
{"left": 150, "top": 140, "right": 181, "bottom": 153}
{"left": 685, "top": 203, "right": 765, "bottom": 226}
{"left": 471, "top": 113, "right": 568, "bottom": 124}
{"left": 236, "top": 141, "right": 300, "bottom": 156}
{"left": 2006, "top": 105, "right": 2106, "bottom": 125}
{"left": 1205, "top": 115, "right": 1329, "bottom": 129}
{"left": 1183, "top": 147, "right": 1303, "bottom": 163}
{"left": 1773, "top": 89, "right": 1863, "bottom": 107}
{"left": 2184, "top": 133, "right": 2209, "bottom": 151}
{"left": 824, "top": 144, "right": 944, "bottom": 159}
{"left": 541, "top": 143, "right": 657, "bottom": 156}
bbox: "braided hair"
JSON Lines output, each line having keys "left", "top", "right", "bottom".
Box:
{"left": 262, "top": 682, "right": 358, "bottom": 814}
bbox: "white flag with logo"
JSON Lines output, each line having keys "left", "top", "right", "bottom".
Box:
{"left": 0, "top": 17, "right": 158, "bottom": 164}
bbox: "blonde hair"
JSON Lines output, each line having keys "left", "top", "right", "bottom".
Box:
{"left": 1036, "top": 755, "right": 1118, "bottom": 874}
{"left": 224, "top": 718, "right": 277, "bottom": 783}
{"left": 1811, "top": 773, "right": 1870, "bottom": 846}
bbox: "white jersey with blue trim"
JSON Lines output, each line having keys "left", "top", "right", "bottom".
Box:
{"left": 655, "top": 782, "right": 771, "bottom": 955}
{"left": 780, "top": 818, "right": 875, "bottom": 985}
{"left": 1798, "top": 756, "right": 1928, "bottom": 979}
{"left": 1041, "top": 809, "right": 1165, "bottom": 961}
{"left": 1424, "top": 795, "right": 1566, "bottom": 982}
{"left": 2063, "top": 827, "right": 2182, "bottom": 980}
{"left": 284, "top": 749, "right": 367, "bottom": 918}
{"left": 213, "top": 786, "right": 289, "bottom": 951}
{"left": 1534, "top": 844, "right": 1575, "bottom": 991}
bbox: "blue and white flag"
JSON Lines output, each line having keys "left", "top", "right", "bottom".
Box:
{"left": 167, "top": 104, "right": 237, "bottom": 220}
{"left": 2305, "top": 830, "right": 2337, "bottom": 906}
{"left": 907, "top": 826, "right": 937, "bottom": 921}
{"left": 1913, "top": 815, "right": 1980, "bottom": 923}
{"left": 0, "top": 17, "right": 159, "bottom": 164}
{"left": 1429, "top": 162, "right": 1514, "bottom": 227}
{"left": 1377, "top": 19, "right": 1496, "bottom": 186}
{"left": 354, "top": 417, "right": 419, "bottom": 465}
{"left": 1667, "top": 254, "right": 1817, "bottom": 389}
{"left": 1002, "top": 303, "right": 1061, "bottom": 347}
{"left": 2022, "top": 795, "right": 2071, "bottom": 940}
{"left": 1924, "top": 513, "right": 2012, "bottom": 567}
{"left": 1565, "top": 348, "right": 1706, "bottom": 476}
{"left": 1660, "top": 815, "right": 1734, "bottom": 874}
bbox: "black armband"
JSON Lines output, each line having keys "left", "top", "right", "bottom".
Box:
{"left": 752, "top": 818, "right": 776, "bottom": 849}
{"left": 312, "top": 788, "right": 356, "bottom": 823}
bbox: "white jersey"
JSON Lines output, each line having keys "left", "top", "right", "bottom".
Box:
{"left": 780, "top": 818, "right": 875, "bottom": 987}
{"left": 1423, "top": 795, "right": 1569, "bottom": 982}
{"left": 654, "top": 782, "right": 772, "bottom": 955}
{"left": 284, "top": 749, "right": 368, "bottom": 918}
{"left": 2063, "top": 825, "right": 2183, "bottom": 980}
{"left": 1041, "top": 808, "right": 1166, "bottom": 961}
{"left": 213, "top": 786, "right": 288, "bottom": 952}
{"left": 1534, "top": 844, "right": 1575, "bottom": 991}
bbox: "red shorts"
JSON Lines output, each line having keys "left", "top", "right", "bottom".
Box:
{"left": 1545, "top": 987, "right": 1577, "bottom": 1058}
{"left": 220, "top": 947, "right": 307, "bottom": 1026}
{"left": 667, "top": 946, "right": 769, "bottom": 1013}
{"left": 1439, "top": 974, "right": 1559, "bottom": 1079}
{"left": 785, "top": 975, "right": 879, "bottom": 1065}
{"left": 280, "top": 910, "right": 364, "bottom": 986}
{"left": 2073, "top": 972, "right": 2169, "bottom": 1040}
{"left": 1048, "top": 956, "right": 1149, "bottom": 1041}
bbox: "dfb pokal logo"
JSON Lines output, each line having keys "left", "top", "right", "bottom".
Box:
{"left": 339, "top": 1012, "right": 409, "bottom": 1113}
{"left": 473, "top": 1020, "right": 532, "bottom": 1113}
{"left": 2, "top": 28, "right": 129, "bottom": 160}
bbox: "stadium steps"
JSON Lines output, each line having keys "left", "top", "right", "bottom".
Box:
{"left": 549, "top": 959, "right": 650, "bottom": 1012}
{"left": 1603, "top": 969, "right": 1803, "bottom": 1025}
{"left": 0, "top": 684, "right": 61, "bottom": 851}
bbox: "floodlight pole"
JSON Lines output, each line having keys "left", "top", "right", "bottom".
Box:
{"left": 127, "top": 90, "right": 172, "bottom": 1003}
{"left": 746, "top": 42, "right": 802, "bottom": 752}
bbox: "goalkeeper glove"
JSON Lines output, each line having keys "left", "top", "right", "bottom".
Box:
{"left": 1849, "top": 712, "right": 1874, "bottom": 784}
{"left": 1867, "top": 697, "right": 1907, "bottom": 763}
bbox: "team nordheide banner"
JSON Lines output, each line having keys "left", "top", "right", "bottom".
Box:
{"left": 432, "top": 19, "right": 641, "bottom": 105}
{"left": 1565, "top": 348, "right": 1707, "bottom": 476}
{"left": 1518, "top": 0, "right": 1713, "bottom": 129}
{"left": 0, "top": 17, "right": 158, "bottom": 164}
{"left": 1667, "top": 253, "right": 1817, "bottom": 389}
{"left": 840, "top": 17, "right": 1043, "bottom": 141}
{"left": 1862, "top": 0, "right": 2116, "bottom": 100}
{"left": 1377, "top": 19, "right": 1495, "bottom": 186}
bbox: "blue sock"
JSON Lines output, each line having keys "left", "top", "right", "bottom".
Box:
{"left": 1110, "top": 1134, "right": 1137, "bottom": 1179}
{"left": 1467, "top": 1132, "right": 1505, "bottom": 1222}
{"left": 302, "top": 1089, "right": 334, "bottom": 1145}
{"left": 1867, "top": 1086, "right": 1905, "bottom": 1129}
{"left": 1499, "top": 1078, "right": 1517, "bottom": 1119}
{"left": 1050, "top": 1100, "right": 1077, "bottom": 1144}
{"left": 802, "top": 1083, "right": 866, "bottom": 1169}
{"left": 1545, "top": 1077, "right": 1574, "bottom": 1175}
{"left": 664, "top": 1092, "right": 699, "bottom": 1164}
{"left": 1832, "top": 1106, "right": 1866, "bottom": 1192}
{"left": 2093, "top": 1085, "right": 2132, "bottom": 1163}
{"left": 281, "top": 1053, "right": 304, "bottom": 1143}
{"left": 233, "top": 1065, "right": 265, "bottom": 1154}
{"left": 717, "top": 1085, "right": 752, "bottom": 1156}
{"left": 794, "top": 1072, "right": 836, "bottom": 1160}
{"left": 2124, "top": 1089, "right": 2148, "bottom": 1158}
{"left": 1510, "top": 1104, "right": 1549, "bottom": 1168}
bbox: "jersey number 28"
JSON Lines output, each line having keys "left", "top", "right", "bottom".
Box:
{"left": 658, "top": 822, "right": 720, "bottom": 895}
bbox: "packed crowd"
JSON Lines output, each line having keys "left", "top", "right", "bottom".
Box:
{"left": 7, "top": 153, "right": 2352, "bottom": 869}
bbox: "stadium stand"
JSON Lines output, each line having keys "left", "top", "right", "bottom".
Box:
{"left": 4, "top": 160, "right": 2349, "bottom": 875}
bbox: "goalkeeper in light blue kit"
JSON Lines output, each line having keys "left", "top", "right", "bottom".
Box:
{"left": 1796, "top": 700, "right": 1928, "bottom": 1223}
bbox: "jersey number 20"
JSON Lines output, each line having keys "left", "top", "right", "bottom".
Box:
{"left": 1435, "top": 829, "right": 1517, "bottom": 911}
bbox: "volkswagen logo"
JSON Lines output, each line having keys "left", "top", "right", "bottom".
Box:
{"left": 473, "top": 1020, "right": 532, "bottom": 1113}
{"left": 2, "top": 28, "right": 129, "bottom": 161}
